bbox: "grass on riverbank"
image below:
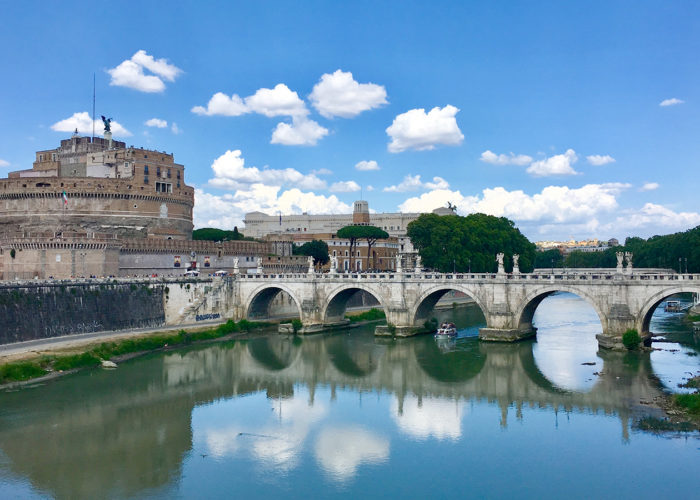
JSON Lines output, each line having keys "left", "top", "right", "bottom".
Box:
{"left": 0, "top": 319, "right": 269, "bottom": 386}
{"left": 345, "top": 308, "right": 386, "bottom": 322}
{"left": 674, "top": 392, "right": 700, "bottom": 416}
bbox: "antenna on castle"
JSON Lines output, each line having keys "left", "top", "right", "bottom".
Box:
{"left": 92, "top": 73, "right": 96, "bottom": 142}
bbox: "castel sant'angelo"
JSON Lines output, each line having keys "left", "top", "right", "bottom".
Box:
{"left": 0, "top": 124, "right": 290, "bottom": 279}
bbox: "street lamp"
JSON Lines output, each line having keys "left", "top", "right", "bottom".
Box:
{"left": 679, "top": 257, "right": 682, "bottom": 274}
{"left": 551, "top": 258, "right": 554, "bottom": 275}
{"left": 453, "top": 259, "right": 456, "bottom": 274}
{"left": 685, "top": 257, "right": 688, "bottom": 274}
{"left": 468, "top": 258, "right": 471, "bottom": 274}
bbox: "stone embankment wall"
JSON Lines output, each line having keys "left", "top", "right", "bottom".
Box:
{"left": 0, "top": 278, "right": 233, "bottom": 346}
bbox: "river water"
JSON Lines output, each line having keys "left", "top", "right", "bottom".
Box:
{"left": 0, "top": 293, "right": 698, "bottom": 499}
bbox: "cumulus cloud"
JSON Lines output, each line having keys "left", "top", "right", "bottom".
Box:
{"left": 314, "top": 427, "right": 389, "bottom": 481}
{"left": 107, "top": 50, "right": 182, "bottom": 93}
{"left": 602, "top": 203, "right": 700, "bottom": 235}
{"left": 480, "top": 150, "right": 533, "bottom": 166}
{"left": 171, "top": 122, "right": 181, "bottom": 134}
{"left": 309, "top": 69, "right": 387, "bottom": 118}
{"left": 586, "top": 154, "right": 615, "bottom": 166}
{"left": 311, "top": 168, "right": 332, "bottom": 176}
{"left": 271, "top": 117, "right": 328, "bottom": 146}
{"left": 194, "top": 186, "right": 352, "bottom": 229}
{"left": 329, "top": 180, "right": 361, "bottom": 192}
{"left": 145, "top": 118, "right": 167, "bottom": 128}
{"left": 51, "top": 112, "right": 131, "bottom": 137}
{"left": 245, "top": 83, "right": 308, "bottom": 117}
{"left": 191, "top": 92, "right": 249, "bottom": 116}
{"left": 640, "top": 182, "right": 659, "bottom": 191}
{"left": 192, "top": 83, "right": 307, "bottom": 118}
{"left": 0, "top": 159, "right": 9, "bottom": 168}
{"left": 383, "top": 174, "right": 449, "bottom": 192}
{"left": 398, "top": 183, "right": 630, "bottom": 224}
{"left": 355, "top": 160, "right": 379, "bottom": 171}
{"left": 386, "top": 105, "right": 464, "bottom": 153}
{"left": 659, "top": 97, "right": 684, "bottom": 107}
{"left": 526, "top": 149, "right": 579, "bottom": 176}
{"left": 208, "top": 149, "right": 326, "bottom": 190}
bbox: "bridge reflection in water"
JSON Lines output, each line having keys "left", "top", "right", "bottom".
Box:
{"left": 0, "top": 315, "right": 671, "bottom": 499}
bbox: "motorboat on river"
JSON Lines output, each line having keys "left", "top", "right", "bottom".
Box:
{"left": 435, "top": 322, "right": 457, "bottom": 337}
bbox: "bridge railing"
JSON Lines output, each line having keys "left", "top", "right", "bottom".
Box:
{"left": 232, "top": 271, "right": 700, "bottom": 282}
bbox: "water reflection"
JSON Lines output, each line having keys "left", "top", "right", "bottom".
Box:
{"left": 0, "top": 301, "right": 696, "bottom": 499}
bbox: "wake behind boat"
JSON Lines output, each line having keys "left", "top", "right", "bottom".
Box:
{"left": 435, "top": 322, "right": 457, "bottom": 337}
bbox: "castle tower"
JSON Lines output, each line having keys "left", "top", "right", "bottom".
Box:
{"left": 353, "top": 200, "right": 370, "bottom": 225}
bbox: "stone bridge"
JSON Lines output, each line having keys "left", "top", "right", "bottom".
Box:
{"left": 228, "top": 269, "right": 700, "bottom": 349}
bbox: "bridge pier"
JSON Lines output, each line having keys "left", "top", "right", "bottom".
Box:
{"left": 478, "top": 327, "right": 537, "bottom": 342}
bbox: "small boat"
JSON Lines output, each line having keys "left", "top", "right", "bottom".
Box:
{"left": 664, "top": 300, "right": 682, "bottom": 312}
{"left": 435, "top": 322, "right": 457, "bottom": 337}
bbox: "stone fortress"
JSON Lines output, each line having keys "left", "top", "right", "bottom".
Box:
{"left": 0, "top": 128, "right": 299, "bottom": 279}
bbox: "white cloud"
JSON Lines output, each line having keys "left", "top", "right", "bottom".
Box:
{"left": 526, "top": 149, "right": 579, "bottom": 176}
{"left": 602, "top": 203, "right": 700, "bottom": 235}
{"left": 194, "top": 186, "right": 352, "bottom": 229}
{"left": 208, "top": 149, "right": 326, "bottom": 190}
{"left": 271, "top": 117, "right": 329, "bottom": 146}
{"left": 309, "top": 69, "right": 387, "bottom": 118}
{"left": 480, "top": 150, "right": 533, "bottom": 166}
{"left": 130, "top": 50, "right": 182, "bottom": 81}
{"left": 355, "top": 160, "right": 379, "bottom": 171}
{"left": 192, "top": 84, "right": 307, "bottom": 118}
{"left": 659, "top": 97, "right": 684, "bottom": 107}
{"left": 171, "top": 122, "right": 181, "bottom": 134}
{"left": 586, "top": 154, "right": 615, "bottom": 166}
{"left": 398, "top": 183, "right": 630, "bottom": 225}
{"left": 0, "top": 159, "right": 9, "bottom": 168}
{"left": 107, "top": 50, "right": 181, "bottom": 93}
{"left": 383, "top": 174, "right": 449, "bottom": 192}
{"left": 314, "top": 427, "right": 389, "bottom": 481}
{"left": 145, "top": 118, "right": 167, "bottom": 128}
{"left": 51, "top": 112, "right": 132, "bottom": 137}
{"left": 640, "top": 182, "right": 659, "bottom": 191}
{"left": 192, "top": 92, "right": 249, "bottom": 116}
{"left": 245, "top": 83, "right": 308, "bottom": 117}
{"left": 329, "top": 180, "right": 361, "bottom": 193}
{"left": 366, "top": 185, "right": 374, "bottom": 191}
{"left": 386, "top": 105, "right": 464, "bottom": 153}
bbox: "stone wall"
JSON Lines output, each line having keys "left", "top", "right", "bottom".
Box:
{"left": 0, "top": 281, "right": 165, "bottom": 345}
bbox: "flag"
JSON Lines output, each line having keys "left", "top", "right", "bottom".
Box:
{"left": 62, "top": 191, "right": 68, "bottom": 206}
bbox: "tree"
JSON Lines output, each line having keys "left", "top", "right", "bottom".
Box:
{"left": 192, "top": 227, "right": 252, "bottom": 241}
{"left": 293, "top": 240, "right": 330, "bottom": 268}
{"left": 406, "top": 213, "right": 536, "bottom": 273}
{"left": 336, "top": 225, "right": 389, "bottom": 271}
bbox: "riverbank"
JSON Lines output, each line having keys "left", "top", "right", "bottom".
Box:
{"left": 0, "top": 319, "right": 271, "bottom": 390}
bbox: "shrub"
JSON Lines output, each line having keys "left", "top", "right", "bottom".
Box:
{"left": 622, "top": 329, "right": 641, "bottom": 350}
{"left": 0, "top": 362, "right": 46, "bottom": 383}
{"left": 53, "top": 352, "right": 101, "bottom": 371}
{"left": 674, "top": 393, "right": 700, "bottom": 415}
{"left": 291, "top": 318, "right": 303, "bottom": 334}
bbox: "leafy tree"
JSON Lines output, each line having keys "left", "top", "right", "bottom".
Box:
{"left": 336, "top": 225, "right": 389, "bottom": 271}
{"left": 534, "top": 248, "right": 564, "bottom": 269}
{"left": 293, "top": 240, "right": 330, "bottom": 267}
{"left": 406, "top": 213, "right": 536, "bottom": 273}
{"left": 192, "top": 227, "right": 253, "bottom": 241}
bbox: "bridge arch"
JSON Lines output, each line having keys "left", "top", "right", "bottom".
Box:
{"left": 411, "top": 285, "right": 487, "bottom": 326}
{"left": 245, "top": 283, "right": 303, "bottom": 321}
{"left": 515, "top": 285, "right": 607, "bottom": 334}
{"left": 321, "top": 283, "right": 388, "bottom": 323}
{"left": 637, "top": 284, "right": 700, "bottom": 334}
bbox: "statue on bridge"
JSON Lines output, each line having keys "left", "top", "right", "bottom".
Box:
{"left": 616, "top": 251, "right": 624, "bottom": 273}
{"left": 233, "top": 257, "right": 239, "bottom": 275}
{"left": 625, "top": 252, "right": 633, "bottom": 274}
{"left": 395, "top": 253, "right": 403, "bottom": 273}
{"left": 329, "top": 254, "right": 338, "bottom": 273}
{"left": 512, "top": 254, "right": 520, "bottom": 275}
{"left": 307, "top": 256, "right": 314, "bottom": 274}
{"left": 496, "top": 252, "right": 505, "bottom": 274}
{"left": 256, "top": 256, "right": 263, "bottom": 274}
{"left": 415, "top": 254, "right": 422, "bottom": 274}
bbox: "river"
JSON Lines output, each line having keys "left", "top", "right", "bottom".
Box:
{"left": 0, "top": 293, "right": 697, "bottom": 499}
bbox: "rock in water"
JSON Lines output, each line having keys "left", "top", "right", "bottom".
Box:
{"left": 101, "top": 360, "right": 118, "bottom": 369}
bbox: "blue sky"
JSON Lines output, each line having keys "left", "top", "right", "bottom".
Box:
{"left": 1, "top": 0, "right": 699, "bottom": 241}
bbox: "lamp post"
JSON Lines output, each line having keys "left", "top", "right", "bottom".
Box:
{"left": 679, "top": 257, "right": 682, "bottom": 274}
{"left": 551, "top": 258, "right": 554, "bottom": 275}
{"left": 685, "top": 257, "right": 688, "bottom": 274}
{"left": 453, "top": 259, "right": 456, "bottom": 274}
{"left": 468, "top": 258, "right": 471, "bottom": 274}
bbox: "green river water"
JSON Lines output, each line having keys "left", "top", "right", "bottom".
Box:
{"left": 0, "top": 293, "right": 698, "bottom": 499}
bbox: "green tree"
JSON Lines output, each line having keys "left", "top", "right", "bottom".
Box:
{"left": 336, "top": 226, "right": 389, "bottom": 271}
{"left": 406, "top": 213, "right": 536, "bottom": 273}
{"left": 192, "top": 227, "right": 252, "bottom": 241}
{"left": 293, "top": 240, "right": 330, "bottom": 268}
{"left": 534, "top": 248, "right": 564, "bottom": 269}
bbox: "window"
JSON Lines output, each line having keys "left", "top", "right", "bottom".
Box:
{"left": 177, "top": 171, "right": 181, "bottom": 179}
{"left": 144, "top": 154, "right": 148, "bottom": 158}
{"left": 144, "top": 176, "right": 149, "bottom": 184}
{"left": 345, "top": 250, "right": 348, "bottom": 256}
{"left": 38, "top": 154, "right": 44, "bottom": 161}
{"left": 167, "top": 169, "right": 172, "bottom": 178}
{"left": 51, "top": 153, "right": 57, "bottom": 161}
{"left": 155, "top": 182, "right": 172, "bottom": 193}
{"left": 144, "top": 165, "right": 149, "bottom": 174}
{"left": 156, "top": 167, "right": 161, "bottom": 177}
